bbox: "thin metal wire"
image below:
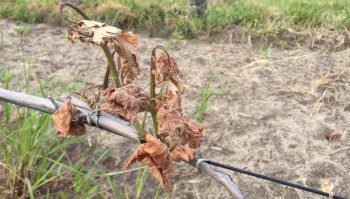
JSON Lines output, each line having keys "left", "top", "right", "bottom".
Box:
{"left": 0, "top": 97, "right": 53, "bottom": 114}
{"left": 205, "top": 160, "right": 348, "bottom": 199}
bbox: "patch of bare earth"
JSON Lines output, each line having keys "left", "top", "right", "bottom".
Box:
{"left": 1, "top": 20, "right": 350, "bottom": 198}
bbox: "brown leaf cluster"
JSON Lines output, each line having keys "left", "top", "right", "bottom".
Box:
{"left": 67, "top": 20, "right": 140, "bottom": 84}
{"left": 182, "top": 115, "right": 204, "bottom": 149}
{"left": 100, "top": 84, "right": 149, "bottom": 123}
{"left": 157, "top": 91, "right": 204, "bottom": 162}
{"left": 52, "top": 98, "right": 85, "bottom": 137}
{"left": 157, "top": 92, "right": 183, "bottom": 139}
{"left": 124, "top": 134, "right": 173, "bottom": 192}
{"left": 171, "top": 145, "right": 194, "bottom": 162}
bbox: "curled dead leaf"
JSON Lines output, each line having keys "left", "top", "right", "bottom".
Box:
{"left": 183, "top": 115, "right": 204, "bottom": 149}
{"left": 154, "top": 55, "right": 182, "bottom": 84}
{"left": 325, "top": 128, "right": 346, "bottom": 142}
{"left": 66, "top": 20, "right": 141, "bottom": 84}
{"left": 121, "top": 31, "right": 138, "bottom": 48}
{"left": 157, "top": 104, "right": 183, "bottom": 141}
{"left": 69, "top": 20, "right": 122, "bottom": 45}
{"left": 151, "top": 46, "right": 184, "bottom": 99}
{"left": 74, "top": 85, "right": 101, "bottom": 109}
{"left": 52, "top": 98, "right": 85, "bottom": 137}
{"left": 154, "top": 80, "right": 179, "bottom": 99}
{"left": 171, "top": 145, "right": 194, "bottom": 162}
{"left": 124, "top": 134, "right": 173, "bottom": 192}
{"left": 157, "top": 91, "right": 183, "bottom": 141}
{"left": 101, "top": 84, "right": 149, "bottom": 124}
{"left": 156, "top": 90, "right": 183, "bottom": 112}
{"left": 116, "top": 32, "right": 141, "bottom": 85}
{"left": 118, "top": 57, "right": 141, "bottom": 85}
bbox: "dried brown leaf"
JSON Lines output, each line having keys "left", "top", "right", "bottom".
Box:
{"left": 116, "top": 32, "right": 141, "bottom": 85}
{"left": 157, "top": 105, "right": 183, "bottom": 141}
{"left": 52, "top": 98, "right": 85, "bottom": 137}
{"left": 66, "top": 20, "right": 141, "bottom": 83}
{"left": 77, "top": 85, "right": 101, "bottom": 108}
{"left": 326, "top": 133, "right": 342, "bottom": 142}
{"left": 77, "top": 20, "right": 121, "bottom": 44}
{"left": 121, "top": 31, "right": 138, "bottom": 48}
{"left": 157, "top": 91, "right": 183, "bottom": 141}
{"left": 154, "top": 55, "right": 182, "bottom": 84}
{"left": 119, "top": 58, "right": 140, "bottom": 85}
{"left": 155, "top": 80, "right": 180, "bottom": 99}
{"left": 183, "top": 115, "right": 204, "bottom": 149}
{"left": 156, "top": 90, "right": 182, "bottom": 111}
{"left": 171, "top": 145, "right": 194, "bottom": 162}
{"left": 325, "top": 128, "right": 346, "bottom": 142}
{"left": 100, "top": 84, "right": 148, "bottom": 123}
{"left": 124, "top": 134, "right": 173, "bottom": 192}
{"left": 152, "top": 50, "right": 184, "bottom": 98}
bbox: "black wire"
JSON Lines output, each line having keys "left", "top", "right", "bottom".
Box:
{"left": 205, "top": 160, "right": 348, "bottom": 199}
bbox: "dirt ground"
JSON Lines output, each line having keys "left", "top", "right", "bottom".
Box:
{"left": 1, "top": 20, "right": 350, "bottom": 199}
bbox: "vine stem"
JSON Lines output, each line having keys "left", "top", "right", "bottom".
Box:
{"left": 58, "top": 2, "right": 121, "bottom": 89}
{"left": 149, "top": 45, "right": 172, "bottom": 138}
{"left": 101, "top": 44, "right": 121, "bottom": 88}
{"left": 149, "top": 71, "right": 159, "bottom": 136}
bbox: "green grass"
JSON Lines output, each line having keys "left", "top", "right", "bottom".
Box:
{"left": 260, "top": 47, "right": 273, "bottom": 59}
{"left": 196, "top": 72, "right": 229, "bottom": 121}
{"left": 0, "top": 0, "right": 349, "bottom": 39}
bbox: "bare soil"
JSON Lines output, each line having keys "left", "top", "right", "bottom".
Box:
{"left": 1, "top": 20, "right": 350, "bottom": 199}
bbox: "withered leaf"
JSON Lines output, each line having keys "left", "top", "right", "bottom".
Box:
{"left": 124, "top": 134, "right": 173, "bottom": 192}
{"left": 77, "top": 85, "right": 102, "bottom": 109}
{"left": 66, "top": 20, "right": 141, "bottom": 84}
{"left": 326, "top": 133, "right": 342, "bottom": 142}
{"left": 151, "top": 47, "right": 184, "bottom": 98}
{"left": 121, "top": 31, "right": 138, "bottom": 47}
{"left": 183, "top": 115, "right": 204, "bottom": 149}
{"left": 155, "top": 80, "right": 180, "bottom": 99}
{"left": 100, "top": 84, "right": 148, "bottom": 123}
{"left": 157, "top": 91, "right": 183, "bottom": 140}
{"left": 157, "top": 105, "right": 183, "bottom": 141}
{"left": 156, "top": 90, "right": 182, "bottom": 112}
{"left": 74, "top": 20, "right": 122, "bottom": 45}
{"left": 325, "top": 128, "right": 346, "bottom": 142}
{"left": 154, "top": 55, "right": 182, "bottom": 85}
{"left": 116, "top": 32, "right": 141, "bottom": 85}
{"left": 171, "top": 145, "right": 194, "bottom": 162}
{"left": 52, "top": 98, "right": 85, "bottom": 137}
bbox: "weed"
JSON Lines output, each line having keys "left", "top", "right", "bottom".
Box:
{"left": 196, "top": 71, "right": 228, "bottom": 121}
{"left": 260, "top": 47, "right": 273, "bottom": 59}
{"left": 13, "top": 24, "right": 32, "bottom": 36}
{"left": 1, "top": 0, "right": 349, "bottom": 39}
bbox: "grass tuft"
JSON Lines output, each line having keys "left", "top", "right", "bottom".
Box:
{"left": 0, "top": 0, "right": 349, "bottom": 39}
{"left": 196, "top": 72, "right": 229, "bottom": 121}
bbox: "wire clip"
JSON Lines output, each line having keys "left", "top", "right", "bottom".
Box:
{"left": 86, "top": 109, "right": 101, "bottom": 128}
{"left": 196, "top": 158, "right": 208, "bottom": 168}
